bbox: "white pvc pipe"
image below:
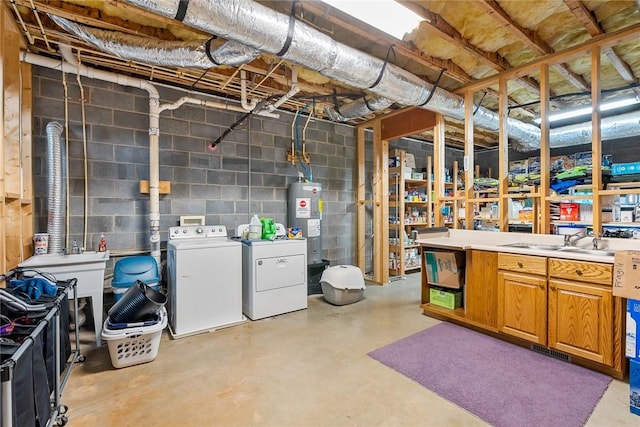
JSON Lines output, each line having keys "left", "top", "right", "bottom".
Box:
{"left": 22, "top": 49, "right": 163, "bottom": 269}
{"left": 267, "top": 65, "right": 299, "bottom": 112}
{"left": 240, "top": 69, "right": 258, "bottom": 111}
{"left": 160, "top": 96, "right": 279, "bottom": 118}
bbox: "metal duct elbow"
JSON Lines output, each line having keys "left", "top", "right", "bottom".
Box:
{"left": 49, "top": 15, "right": 260, "bottom": 68}
{"left": 324, "top": 96, "right": 394, "bottom": 122}
{"left": 46, "top": 121, "right": 65, "bottom": 254}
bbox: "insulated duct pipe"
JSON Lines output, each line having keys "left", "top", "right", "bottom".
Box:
{"left": 121, "top": 0, "right": 541, "bottom": 149}
{"left": 46, "top": 121, "right": 65, "bottom": 254}
{"left": 49, "top": 15, "right": 261, "bottom": 68}
{"left": 122, "top": 0, "right": 640, "bottom": 151}
{"left": 324, "top": 95, "right": 394, "bottom": 122}
{"left": 22, "top": 48, "right": 163, "bottom": 269}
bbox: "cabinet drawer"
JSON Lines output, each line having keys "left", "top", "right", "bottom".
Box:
{"left": 548, "top": 258, "right": 612, "bottom": 285}
{"left": 498, "top": 253, "right": 547, "bottom": 276}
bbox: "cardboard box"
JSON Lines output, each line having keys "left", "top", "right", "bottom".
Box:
{"left": 390, "top": 150, "right": 415, "bottom": 168}
{"left": 508, "top": 159, "right": 528, "bottom": 175}
{"left": 527, "top": 156, "right": 541, "bottom": 174}
{"left": 430, "top": 287, "right": 463, "bottom": 310}
{"left": 630, "top": 359, "right": 640, "bottom": 416}
{"left": 405, "top": 153, "right": 416, "bottom": 169}
{"left": 424, "top": 251, "right": 465, "bottom": 289}
{"left": 627, "top": 299, "right": 640, "bottom": 360}
{"left": 550, "top": 155, "right": 575, "bottom": 173}
{"left": 613, "top": 251, "right": 640, "bottom": 299}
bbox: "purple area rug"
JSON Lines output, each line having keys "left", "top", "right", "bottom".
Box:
{"left": 368, "top": 323, "right": 611, "bottom": 427}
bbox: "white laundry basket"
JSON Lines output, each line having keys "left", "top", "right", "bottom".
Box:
{"left": 101, "top": 307, "right": 167, "bottom": 369}
{"left": 320, "top": 265, "right": 365, "bottom": 305}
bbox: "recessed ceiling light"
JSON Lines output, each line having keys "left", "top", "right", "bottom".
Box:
{"left": 323, "top": 0, "right": 423, "bottom": 40}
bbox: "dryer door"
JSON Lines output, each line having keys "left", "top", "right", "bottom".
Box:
{"left": 255, "top": 254, "right": 305, "bottom": 292}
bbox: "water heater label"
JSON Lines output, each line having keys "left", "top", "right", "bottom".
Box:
{"left": 296, "top": 198, "right": 311, "bottom": 218}
{"left": 307, "top": 219, "right": 321, "bottom": 237}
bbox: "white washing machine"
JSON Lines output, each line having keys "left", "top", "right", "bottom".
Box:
{"left": 242, "top": 238, "right": 307, "bottom": 320}
{"left": 167, "top": 225, "right": 244, "bottom": 338}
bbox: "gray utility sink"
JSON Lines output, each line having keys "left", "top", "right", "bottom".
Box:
{"left": 500, "top": 242, "right": 616, "bottom": 257}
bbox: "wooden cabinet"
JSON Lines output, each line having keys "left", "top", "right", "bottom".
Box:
{"left": 466, "top": 250, "right": 498, "bottom": 328}
{"left": 421, "top": 249, "right": 623, "bottom": 377}
{"left": 498, "top": 253, "right": 615, "bottom": 365}
{"left": 498, "top": 270, "right": 548, "bottom": 345}
{"left": 548, "top": 259, "right": 613, "bottom": 365}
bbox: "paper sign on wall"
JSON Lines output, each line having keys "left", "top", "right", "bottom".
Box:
{"left": 307, "top": 219, "right": 321, "bottom": 237}
{"left": 296, "top": 198, "right": 311, "bottom": 218}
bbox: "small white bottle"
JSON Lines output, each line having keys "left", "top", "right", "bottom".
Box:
{"left": 248, "top": 214, "right": 262, "bottom": 240}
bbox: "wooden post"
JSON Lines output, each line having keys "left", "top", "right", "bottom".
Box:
{"left": 356, "top": 126, "right": 366, "bottom": 273}
{"left": 539, "top": 63, "right": 551, "bottom": 234}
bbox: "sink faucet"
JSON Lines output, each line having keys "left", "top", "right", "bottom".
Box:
{"left": 563, "top": 231, "right": 588, "bottom": 247}
{"left": 592, "top": 233, "right": 602, "bottom": 250}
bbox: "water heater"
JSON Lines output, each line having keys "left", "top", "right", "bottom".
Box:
{"left": 288, "top": 182, "right": 323, "bottom": 264}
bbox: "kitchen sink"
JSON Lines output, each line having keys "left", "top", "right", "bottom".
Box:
{"left": 556, "top": 247, "right": 616, "bottom": 257}
{"left": 500, "top": 242, "right": 564, "bottom": 251}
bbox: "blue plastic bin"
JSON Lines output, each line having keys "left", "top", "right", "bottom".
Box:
{"left": 111, "top": 256, "right": 160, "bottom": 301}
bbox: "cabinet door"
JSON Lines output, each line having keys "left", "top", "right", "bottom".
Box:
{"left": 548, "top": 278, "right": 613, "bottom": 366}
{"left": 498, "top": 271, "right": 547, "bottom": 345}
{"left": 466, "top": 250, "right": 498, "bottom": 328}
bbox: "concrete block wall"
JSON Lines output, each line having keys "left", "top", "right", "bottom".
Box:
{"left": 32, "top": 66, "right": 358, "bottom": 267}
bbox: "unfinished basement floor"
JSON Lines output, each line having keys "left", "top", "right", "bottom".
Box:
{"left": 63, "top": 273, "right": 637, "bottom": 426}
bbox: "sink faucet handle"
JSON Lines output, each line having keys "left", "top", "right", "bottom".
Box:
{"left": 592, "top": 233, "right": 602, "bottom": 250}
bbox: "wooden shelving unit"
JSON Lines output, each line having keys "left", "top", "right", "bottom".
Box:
{"left": 388, "top": 150, "right": 434, "bottom": 278}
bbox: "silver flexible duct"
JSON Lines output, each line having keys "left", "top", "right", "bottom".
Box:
{"left": 122, "top": 0, "right": 640, "bottom": 151}
{"left": 550, "top": 111, "right": 640, "bottom": 148}
{"left": 325, "top": 96, "right": 394, "bottom": 122}
{"left": 46, "top": 121, "right": 65, "bottom": 254}
{"left": 122, "top": 0, "right": 542, "bottom": 148}
{"left": 50, "top": 15, "right": 260, "bottom": 68}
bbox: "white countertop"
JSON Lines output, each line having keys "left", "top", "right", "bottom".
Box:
{"left": 416, "top": 230, "right": 638, "bottom": 263}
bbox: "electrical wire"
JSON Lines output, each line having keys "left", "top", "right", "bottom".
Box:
{"left": 62, "top": 60, "right": 70, "bottom": 251}
{"left": 295, "top": 105, "right": 311, "bottom": 181}
{"left": 75, "top": 50, "right": 89, "bottom": 250}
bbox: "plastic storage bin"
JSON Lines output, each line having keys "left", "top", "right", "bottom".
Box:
{"left": 320, "top": 265, "right": 365, "bottom": 305}
{"left": 101, "top": 307, "right": 167, "bottom": 369}
{"left": 111, "top": 256, "right": 160, "bottom": 301}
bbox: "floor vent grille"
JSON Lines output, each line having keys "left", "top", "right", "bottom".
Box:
{"left": 530, "top": 344, "right": 571, "bottom": 362}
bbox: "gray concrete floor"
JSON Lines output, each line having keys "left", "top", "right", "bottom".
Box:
{"left": 64, "top": 273, "right": 637, "bottom": 426}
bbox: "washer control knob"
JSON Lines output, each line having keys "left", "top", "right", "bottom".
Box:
{"left": 182, "top": 229, "right": 187, "bottom": 234}
{"left": 196, "top": 227, "right": 203, "bottom": 234}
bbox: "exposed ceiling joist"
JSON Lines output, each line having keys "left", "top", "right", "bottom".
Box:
{"left": 563, "top": 0, "right": 639, "bottom": 93}
{"left": 298, "top": 1, "right": 472, "bottom": 85}
{"left": 397, "top": 0, "right": 543, "bottom": 96}
{"left": 477, "top": 0, "right": 590, "bottom": 92}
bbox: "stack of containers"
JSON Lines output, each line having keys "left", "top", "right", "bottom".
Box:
{"left": 102, "top": 256, "right": 166, "bottom": 369}
{"left": 111, "top": 256, "right": 160, "bottom": 300}
{"left": 613, "top": 251, "right": 640, "bottom": 416}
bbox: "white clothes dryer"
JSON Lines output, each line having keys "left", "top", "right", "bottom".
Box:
{"left": 241, "top": 238, "right": 307, "bottom": 320}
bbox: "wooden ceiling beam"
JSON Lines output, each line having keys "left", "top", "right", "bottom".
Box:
{"left": 563, "top": 0, "right": 639, "bottom": 90}
{"left": 457, "top": 21, "right": 640, "bottom": 94}
{"left": 477, "top": 0, "right": 590, "bottom": 91}
{"left": 397, "top": 0, "right": 542, "bottom": 96}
